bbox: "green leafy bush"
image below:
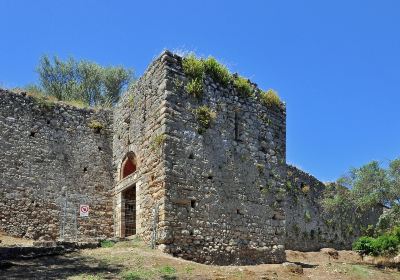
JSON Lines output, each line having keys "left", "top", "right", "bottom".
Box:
{"left": 182, "top": 54, "right": 205, "bottom": 79}
{"left": 233, "top": 76, "right": 253, "bottom": 96}
{"left": 203, "top": 56, "right": 231, "bottom": 86}
{"left": 353, "top": 228, "right": 400, "bottom": 256}
{"left": 185, "top": 77, "right": 203, "bottom": 98}
{"left": 260, "top": 89, "right": 281, "bottom": 108}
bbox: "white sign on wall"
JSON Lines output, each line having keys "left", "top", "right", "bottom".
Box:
{"left": 79, "top": 204, "right": 89, "bottom": 217}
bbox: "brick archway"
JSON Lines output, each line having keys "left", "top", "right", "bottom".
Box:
{"left": 121, "top": 152, "right": 137, "bottom": 179}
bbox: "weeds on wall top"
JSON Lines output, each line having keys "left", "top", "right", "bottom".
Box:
{"left": 260, "top": 89, "right": 282, "bottom": 108}
{"left": 181, "top": 54, "right": 283, "bottom": 108}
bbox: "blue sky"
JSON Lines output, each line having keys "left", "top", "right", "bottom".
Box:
{"left": 1, "top": 1, "right": 399, "bottom": 181}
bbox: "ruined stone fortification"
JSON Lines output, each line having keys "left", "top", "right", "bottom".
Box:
{"left": 0, "top": 51, "right": 381, "bottom": 265}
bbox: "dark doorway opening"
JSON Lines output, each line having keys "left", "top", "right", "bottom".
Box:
{"left": 123, "top": 185, "right": 136, "bottom": 236}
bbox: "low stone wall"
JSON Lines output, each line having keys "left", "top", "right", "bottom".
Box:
{"left": 0, "top": 90, "right": 114, "bottom": 241}
{"left": 0, "top": 241, "right": 99, "bottom": 260}
{"left": 285, "top": 165, "right": 382, "bottom": 251}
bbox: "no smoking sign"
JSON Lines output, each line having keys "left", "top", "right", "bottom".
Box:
{"left": 80, "top": 205, "right": 90, "bottom": 217}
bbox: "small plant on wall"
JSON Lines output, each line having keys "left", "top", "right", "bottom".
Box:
{"left": 151, "top": 133, "right": 166, "bottom": 151}
{"left": 193, "top": 105, "right": 216, "bottom": 134}
{"left": 88, "top": 119, "right": 104, "bottom": 133}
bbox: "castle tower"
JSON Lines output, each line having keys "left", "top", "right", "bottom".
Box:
{"left": 113, "top": 51, "right": 287, "bottom": 264}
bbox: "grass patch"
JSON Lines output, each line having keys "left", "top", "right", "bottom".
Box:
{"left": 193, "top": 105, "right": 216, "bottom": 134}
{"left": 121, "top": 269, "right": 155, "bottom": 280}
{"left": 100, "top": 240, "right": 115, "bottom": 248}
{"left": 158, "top": 265, "right": 176, "bottom": 276}
{"left": 260, "top": 89, "right": 282, "bottom": 108}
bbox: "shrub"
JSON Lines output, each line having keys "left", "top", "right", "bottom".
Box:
{"left": 233, "top": 76, "right": 253, "bottom": 96}
{"left": 37, "top": 55, "right": 133, "bottom": 106}
{"left": 193, "top": 105, "right": 216, "bottom": 134}
{"left": 185, "top": 77, "right": 203, "bottom": 98}
{"left": 260, "top": 89, "right": 281, "bottom": 108}
{"left": 182, "top": 54, "right": 205, "bottom": 79}
{"left": 353, "top": 231, "right": 400, "bottom": 256}
{"left": 203, "top": 56, "right": 231, "bottom": 86}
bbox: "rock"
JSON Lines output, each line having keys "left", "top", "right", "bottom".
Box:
{"left": 394, "top": 254, "right": 400, "bottom": 264}
{"left": 282, "top": 262, "right": 303, "bottom": 274}
{"left": 320, "top": 248, "right": 339, "bottom": 260}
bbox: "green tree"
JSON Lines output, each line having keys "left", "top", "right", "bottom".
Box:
{"left": 37, "top": 55, "right": 133, "bottom": 106}
{"left": 388, "top": 158, "right": 400, "bottom": 205}
{"left": 338, "top": 161, "right": 390, "bottom": 210}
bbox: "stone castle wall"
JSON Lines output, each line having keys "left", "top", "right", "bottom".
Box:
{"left": 155, "top": 52, "right": 287, "bottom": 264}
{"left": 285, "top": 165, "right": 382, "bottom": 251}
{"left": 0, "top": 51, "right": 383, "bottom": 265}
{"left": 0, "top": 89, "right": 114, "bottom": 241}
{"left": 113, "top": 54, "right": 171, "bottom": 243}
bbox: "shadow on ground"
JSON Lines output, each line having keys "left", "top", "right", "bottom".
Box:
{"left": 291, "top": 261, "right": 318, "bottom": 268}
{"left": 0, "top": 253, "right": 123, "bottom": 280}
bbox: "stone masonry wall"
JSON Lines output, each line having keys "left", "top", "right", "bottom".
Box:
{"left": 0, "top": 89, "right": 114, "bottom": 241}
{"left": 113, "top": 53, "right": 171, "bottom": 243}
{"left": 285, "top": 165, "right": 382, "bottom": 251}
{"left": 157, "top": 52, "right": 287, "bottom": 265}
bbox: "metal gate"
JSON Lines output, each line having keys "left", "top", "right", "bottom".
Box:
{"left": 123, "top": 185, "right": 136, "bottom": 237}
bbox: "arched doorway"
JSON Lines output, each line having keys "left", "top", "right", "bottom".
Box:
{"left": 121, "top": 152, "right": 137, "bottom": 179}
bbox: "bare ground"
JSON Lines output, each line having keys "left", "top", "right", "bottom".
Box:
{"left": 0, "top": 236, "right": 399, "bottom": 280}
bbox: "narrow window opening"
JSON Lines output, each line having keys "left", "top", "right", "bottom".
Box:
{"left": 188, "top": 153, "right": 194, "bottom": 159}
{"left": 207, "top": 175, "right": 213, "bottom": 180}
{"left": 83, "top": 167, "right": 88, "bottom": 172}
{"left": 30, "top": 131, "right": 36, "bottom": 137}
{"left": 98, "top": 146, "right": 102, "bottom": 151}
{"left": 191, "top": 200, "right": 196, "bottom": 208}
{"left": 236, "top": 209, "right": 241, "bottom": 215}
{"left": 234, "top": 111, "right": 240, "bottom": 141}
{"left": 143, "top": 94, "right": 147, "bottom": 122}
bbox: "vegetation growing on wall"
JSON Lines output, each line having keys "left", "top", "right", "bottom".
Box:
{"left": 151, "top": 133, "right": 167, "bottom": 151}
{"left": 181, "top": 53, "right": 282, "bottom": 107}
{"left": 260, "top": 89, "right": 282, "bottom": 108}
{"left": 193, "top": 105, "right": 216, "bottom": 134}
{"left": 88, "top": 119, "right": 104, "bottom": 133}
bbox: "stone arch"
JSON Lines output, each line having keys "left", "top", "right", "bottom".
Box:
{"left": 121, "top": 152, "right": 137, "bottom": 180}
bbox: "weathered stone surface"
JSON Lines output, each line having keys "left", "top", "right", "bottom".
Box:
{"left": 285, "top": 165, "right": 382, "bottom": 251}
{"left": 0, "top": 50, "right": 383, "bottom": 265}
{"left": 0, "top": 90, "right": 114, "bottom": 241}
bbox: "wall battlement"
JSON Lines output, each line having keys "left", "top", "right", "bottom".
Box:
{"left": 0, "top": 51, "right": 381, "bottom": 265}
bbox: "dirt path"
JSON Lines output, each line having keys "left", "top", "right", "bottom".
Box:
{"left": 1, "top": 240, "right": 399, "bottom": 279}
